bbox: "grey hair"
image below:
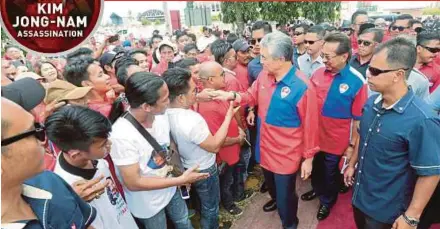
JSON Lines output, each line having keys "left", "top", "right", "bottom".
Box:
{"left": 307, "top": 25, "right": 326, "bottom": 40}
{"left": 374, "top": 37, "right": 416, "bottom": 79}
{"left": 260, "top": 31, "right": 293, "bottom": 61}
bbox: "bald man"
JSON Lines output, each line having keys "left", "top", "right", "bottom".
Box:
{"left": 1, "top": 98, "right": 96, "bottom": 229}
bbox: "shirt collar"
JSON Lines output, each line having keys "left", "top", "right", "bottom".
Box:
{"left": 373, "top": 87, "right": 415, "bottom": 113}
{"left": 1, "top": 223, "right": 28, "bottom": 229}
{"left": 22, "top": 183, "right": 53, "bottom": 200}
{"left": 223, "top": 68, "right": 236, "bottom": 76}
{"left": 306, "top": 53, "right": 323, "bottom": 64}
{"left": 325, "top": 64, "right": 350, "bottom": 77}
{"left": 279, "top": 66, "right": 298, "bottom": 86}
{"left": 58, "top": 153, "right": 98, "bottom": 180}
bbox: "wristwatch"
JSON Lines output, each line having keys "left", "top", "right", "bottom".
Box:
{"left": 402, "top": 213, "right": 419, "bottom": 227}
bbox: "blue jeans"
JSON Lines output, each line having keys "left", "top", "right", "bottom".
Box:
{"left": 137, "top": 189, "right": 193, "bottom": 229}
{"left": 220, "top": 159, "right": 244, "bottom": 209}
{"left": 311, "top": 151, "right": 342, "bottom": 208}
{"left": 191, "top": 164, "right": 220, "bottom": 229}
{"left": 241, "top": 129, "right": 252, "bottom": 181}
{"left": 263, "top": 168, "right": 299, "bottom": 229}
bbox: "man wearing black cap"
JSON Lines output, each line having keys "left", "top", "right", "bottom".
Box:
{"left": 1, "top": 78, "right": 46, "bottom": 112}
{"left": 99, "top": 51, "right": 126, "bottom": 93}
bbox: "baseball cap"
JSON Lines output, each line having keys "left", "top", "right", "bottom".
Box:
{"left": 1, "top": 78, "right": 45, "bottom": 111}
{"left": 232, "top": 39, "right": 250, "bottom": 52}
{"left": 99, "top": 51, "right": 126, "bottom": 68}
{"left": 44, "top": 80, "right": 92, "bottom": 104}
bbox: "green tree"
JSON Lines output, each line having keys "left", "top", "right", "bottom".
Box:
{"left": 259, "top": 2, "right": 301, "bottom": 24}
{"left": 141, "top": 18, "right": 151, "bottom": 26}
{"left": 423, "top": 7, "right": 440, "bottom": 15}
{"left": 299, "top": 2, "right": 341, "bottom": 24}
{"left": 221, "top": 2, "right": 259, "bottom": 35}
{"left": 154, "top": 19, "right": 162, "bottom": 25}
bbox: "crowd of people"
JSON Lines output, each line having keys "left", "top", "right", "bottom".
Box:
{"left": 1, "top": 8, "right": 440, "bottom": 229}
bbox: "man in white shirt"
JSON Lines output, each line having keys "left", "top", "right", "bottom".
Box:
{"left": 297, "top": 25, "right": 326, "bottom": 78}
{"left": 163, "top": 67, "right": 239, "bottom": 229}
{"left": 109, "top": 72, "right": 208, "bottom": 229}
{"left": 46, "top": 105, "right": 139, "bottom": 229}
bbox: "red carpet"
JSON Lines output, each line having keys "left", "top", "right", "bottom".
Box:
{"left": 316, "top": 190, "right": 440, "bottom": 229}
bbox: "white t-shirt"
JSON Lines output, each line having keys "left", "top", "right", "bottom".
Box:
{"left": 109, "top": 114, "right": 176, "bottom": 219}
{"left": 167, "top": 108, "right": 216, "bottom": 170}
{"left": 54, "top": 157, "right": 138, "bottom": 229}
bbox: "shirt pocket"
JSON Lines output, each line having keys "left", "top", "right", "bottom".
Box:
{"left": 368, "top": 131, "right": 408, "bottom": 166}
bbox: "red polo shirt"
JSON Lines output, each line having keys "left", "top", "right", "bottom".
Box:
{"left": 224, "top": 69, "right": 247, "bottom": 128}
{"left": 351, "top": 34, "right": 359, "bottom": 55}
{"left": 435, "top": 55, "right": 440, "bottom": 66}
{"left": 234, "top": 63, "right": 250, "bottom": 91}
{"left": 197, "top": 100, "right": 240, "bottom": 166}
{"left": 239, "top": 66, "right": 320, "bottom": 174}
{"left": 419, "top": 62, "right": 440, "bottom": 93}
{"left": 310, "top": 66, "right": 368, "bottom": 155}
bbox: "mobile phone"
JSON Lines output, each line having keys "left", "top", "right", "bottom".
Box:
{"left": 108, "top": 34, "right": 119, "bottom": 43}
{"left": 180, "top": 185, "right": 190, "bottom": 200}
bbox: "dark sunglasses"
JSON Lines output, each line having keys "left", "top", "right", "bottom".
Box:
{"left": 391, "top": 26, "right": 407, "bottom": 31}
{"left": 357, "top": 39, "right": 372, "bottom": 46}
{"left": 1, "top": 123, "right": 46, "bottom": 146}
{"left": 304, "top": 40, "right": 320, "bottom": 45}
{"left": 368, "top": 66, "right": 409, "bottom": 77}
{"left": 250, "top": 38, "right": 262, "bottom": 45}
{"left": 420, "top": 45, "right": 440, "bottom": 54}
{"left": 293, "top": 32, "right": 304, "bottom": 36}
{"left": 341, "top": 28, "right": 352, "bottom": 32}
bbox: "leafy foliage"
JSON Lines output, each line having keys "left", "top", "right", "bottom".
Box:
{"left": 221, "top": 2, "right": 341, "bottom": 27}
{"left": 423, "top": 8, "right": 440, "bottom": 16}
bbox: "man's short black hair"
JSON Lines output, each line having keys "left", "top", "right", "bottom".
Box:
{"left": 324, "top": 32, "right": 352, "bottom": 62}
{"left": 396, "top": 14, "right": 413, "bottom": 21}
{"left": 187, "top": 33, "right": 197, "bottom": 43}
{"left": 409, "top": 19, "right": 422, "bottom": 27}
{"left": 252, "top": 21, "right": 272, "bottom": 34}
{"left": 66, "top": 47, "right": 94, "bottom": 62}
{"left": 174, "top": 58, "right": 199, "bottom": 70}
{"left": 360, "top": 28, "right": 384, "bottom": 43}
{"left": 374, "top": 37, "right": 416, "bottom": 79}
{"left": 45, "top": 105, "right": 112, "bottom": 152}
{"left": 307, "top": 25, "right": 326, "bottom": 40}
{"left": 210, "top": 39, "right": 233, "bottom": 65}
{"left": 226, "top": 33, "right": 239, "bottom": 44}
{"left": 128, "top": 49, "right": 148, "bottom": 58}
{"left": 417, "top": 31, "right": 440, "bottom": 47}
{"left": 351, "top": 10, "right": 368, "bottom": 24}
{"left": 115, "top": 57, "right": 138, "bottom": 85}
{"left": 183, "top": 44, "right": 198, "bottom": 54}
{"left": 63, "top": 56, "right": 96, "bottom": 87}
{"left": 162, "top": 67, "right": 192, "bottom": 102}
{"left": 294, "top": 23, "right": 310, "bottom": 33}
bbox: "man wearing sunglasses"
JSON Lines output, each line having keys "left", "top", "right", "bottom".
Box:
{"left": 1, "top": 98, "right": 97, "bottom": 229}
{"left": 350, "top": 28, "right": 384, "bottom": 79}
{"left": 297, "top": 25, "right": 325, "bottom": 78}
{"left": 303, "top": 32, "right": 368, "bottom": 221}
{"left": 415, "top": 31, "right": 440, "bottom": 93}
{"left": 390, "top": 14, "right": 413, "bottom": 37}
{"left": 248, "top": 21, "right": 272, "bottom": 85}
{"left": 291, "top": 24, "right": 309, "bottom": 68}
{"left": 345, "top": 37, "right": 440, "bottom": 229}
{"left": 350, "top": 10, "right": 369, "bottom": 54}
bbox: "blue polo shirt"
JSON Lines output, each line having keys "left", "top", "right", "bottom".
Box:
{"left": 248, "top": 55, "right": 263, "bottom": 85}
{"left": 353, "top": 88, "right": 440, "bottom": 224}
{"left": 2, "top": 171, "right": 96, "bottom": 229}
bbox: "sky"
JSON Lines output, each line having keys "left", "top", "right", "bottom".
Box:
{"left": 102, "top": 1, "right": 434, "bottom": 19}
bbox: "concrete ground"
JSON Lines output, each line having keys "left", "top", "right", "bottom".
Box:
{"left": 230, "top": 177, "right": 319, "bottom": 229}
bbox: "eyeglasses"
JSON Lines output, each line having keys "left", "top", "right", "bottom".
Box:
{"left": 320, "top": 53, "right": 338, "bottom": 61}
{"left": 368, "top": 66, "right": 409, "bottom": 77}
{"left": 357, "top": 39, "right": 372, "bottom": 47}
{"left": 341, "top": 28, "right": 352, "bottom": 32}
{"left": 250, "top": 38, "right": 262, "bottom": 45}
{"left": 391, "top": 26, "right": 408, "bottom": 31}
{"left": 293, "top": 32, "right": 304, "bottom": 36}
{"left": 1, "top": 123, "right": 46, "bottom": 146}
{"left": 304, "top": 39, "right": 321, "bottom": 45}
{"left": 419, "top": 45, "right": 440, "bottom": 54}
